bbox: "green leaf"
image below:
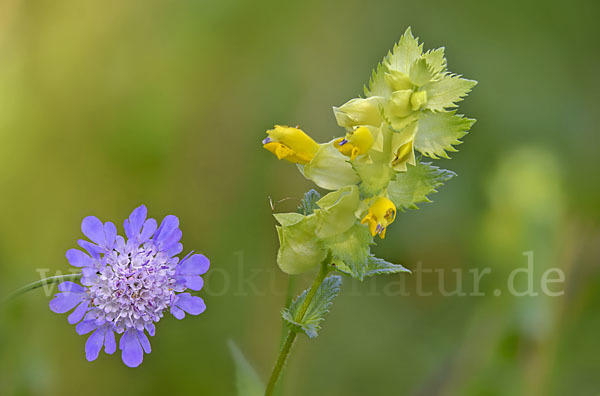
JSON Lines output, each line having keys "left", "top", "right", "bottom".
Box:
{"left": 423, "top": 74, "right": 477, "bottom": 111}
{"left": 276, "top": 216, "right": 328, "bottom": 274}
{"left": 363, "top": 255, "right": 411, "bottom": 277}
{"left": 228, "top": 340, "right": 264, "bottom": 396}
{"left": 282, "top": 275, "right": 342, "bottom": 338}
{"left": 409, "top": 58, "right": 435, "bottom": 87}
{"left": 386, "top": 27, "right": 423, "bottom": 75}
{"left": 422, "top": 48, "right": 447, "bottom": 76}
{"left": 298, "top": 189, "right": 321, "bottom": 215}
{"left": 333, "top": 255, "right": 410, "bottom": 278}
{"left": 323, "top": 223, "right": 373, "bottom": 280}
{"left": 364, "top": 61, "right": 392, "bottom": 98}
{"left": 415, "top": 111, "right": 476, "bottom": 159}
{"left": 387, "top": 162, "right": 456, "bottom": 211}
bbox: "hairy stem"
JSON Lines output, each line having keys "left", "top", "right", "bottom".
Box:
{"left": 264, "top": 262, "right": 330, "bottom": 396}
{"left": 1, "top": 274, "right": 82, "bottom": 304}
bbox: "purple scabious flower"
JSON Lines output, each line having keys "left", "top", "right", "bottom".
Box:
{"left": 49, "top": 205, "right": 209, "bottom": 367}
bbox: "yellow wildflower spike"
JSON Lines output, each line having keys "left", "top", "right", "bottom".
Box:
{"left": 360, "top": 197, "right": 396, "bottom": 239}
{"left": 262, "top": 125, "right": 319, "bottom": 165}
{"left": 334, "top": 126, "right": 374, "bottom": 160}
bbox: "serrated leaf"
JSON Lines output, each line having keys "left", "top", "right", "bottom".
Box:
{"left": 228, "top": 340, "right": 264, "bottom": 396}
{"left": 386, "top": 27, "right": 423, "bottom": 75}
{"left": 363, "top": 255, "right": 411, "bottom": 277}
{"left": 333, "top": 255, "right": 410, "bottom": 278}
{"left": 298, "top": 189, "right": 321, "bottom": 215}
{"left": 409, "top": 58, "right": 435, "bottom": 87}
{"left": 323, "top": 223, "right": 373, "bottom": 280}
{"left": 423, "top": 74, "right": 477, "bottom": 111}
{"left": 387, "top": 162, "right": 456, "bottom": 211}
{"left": 282, "top": 275, "right": 342, "bottom": 338}
{"left": 423, "top": 48, "right": 447, "bottom": 76}
{"left": 364, "top": 61, "right": 392, "bottom": 98}
{"left": 415, "top": 111, "right": 476, "bottom": 159}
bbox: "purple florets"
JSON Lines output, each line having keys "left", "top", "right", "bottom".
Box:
{"left": 49, "top": 205, "right": 209, "bottom": 367}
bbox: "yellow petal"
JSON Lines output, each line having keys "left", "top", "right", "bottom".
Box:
{"left": 263, "top": 125, "right": 319, "bottom": 164}
{"left": 362, "top": 197, "right": 397, "bottom": 238}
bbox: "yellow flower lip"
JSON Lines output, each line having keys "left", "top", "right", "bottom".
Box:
{"left": 392, "top": 140, "right": 413, "bottom": 166}
{"left": 262, "top": 125, "right": 319, "bottom": 165}
{"left": 361, "top": 197, "right": 396, "bottom": 239}
{"left": 334, "top": 126, "right": 374, "bottom": 160}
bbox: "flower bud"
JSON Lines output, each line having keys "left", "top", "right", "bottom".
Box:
{"left": 333, "top": 97, "right": 384, "bottom": 128}
{"left": 410, "top": 90, "right": 427, "bottom": 111}
{"left": 384, "top": 70, "right": 414, "bottom": 91}
{"left": 387, "top": 90, "right": 414, "bottom": 118}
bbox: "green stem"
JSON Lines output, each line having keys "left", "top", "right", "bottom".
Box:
{"left": 264, "top": 263, "right": 330, "bottom": 396}
{"left": 1, "top": 274, "right": 82, "bottom": 304}
{"left": 275, "top": 275, "right": 296, "bottom": 396}
{"left": 279, "top": 275, "right": 295, "bottom": 347}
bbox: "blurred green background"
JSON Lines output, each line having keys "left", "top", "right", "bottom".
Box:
{"left": 0, "top": 0, "right": 598, "bottom": 395}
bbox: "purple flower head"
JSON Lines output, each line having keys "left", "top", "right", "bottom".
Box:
{"left": 50, "top": 205, "right": 209, "bottom": 367}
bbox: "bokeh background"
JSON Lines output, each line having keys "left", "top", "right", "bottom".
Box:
{"left": 1, "top": 0, "right": 598, "bottom": 395}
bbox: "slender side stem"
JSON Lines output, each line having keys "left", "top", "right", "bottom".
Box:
{"left": 264, "top": 263, "right": 330, "bottom": 396}
{"left": 1, "top": 274, "right": 82, "bottom": 304}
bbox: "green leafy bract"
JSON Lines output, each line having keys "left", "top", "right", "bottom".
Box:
{"left": 409, "top": 58, "right": 435, "bottom": 87}
{"left": 387, "top": 161, "right": 456, "bottom": 210}
{"left": 415, "top": 111, "right": 476, "bottom": 159}
{"left": 364, "top": 61, "right": 392, "bottom": 98}
{"left": 423, "top": 74, "right": 477, "bottom": 111}
{"left": 385, "top": 27, "right": 423, "bottom": 75}
{"left": 423, "top": 47, "right": 447, "bottom": 76}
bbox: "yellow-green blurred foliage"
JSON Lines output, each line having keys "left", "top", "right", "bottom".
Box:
{"left": 0, "top": 0, "right": 598, "bottom": 395}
